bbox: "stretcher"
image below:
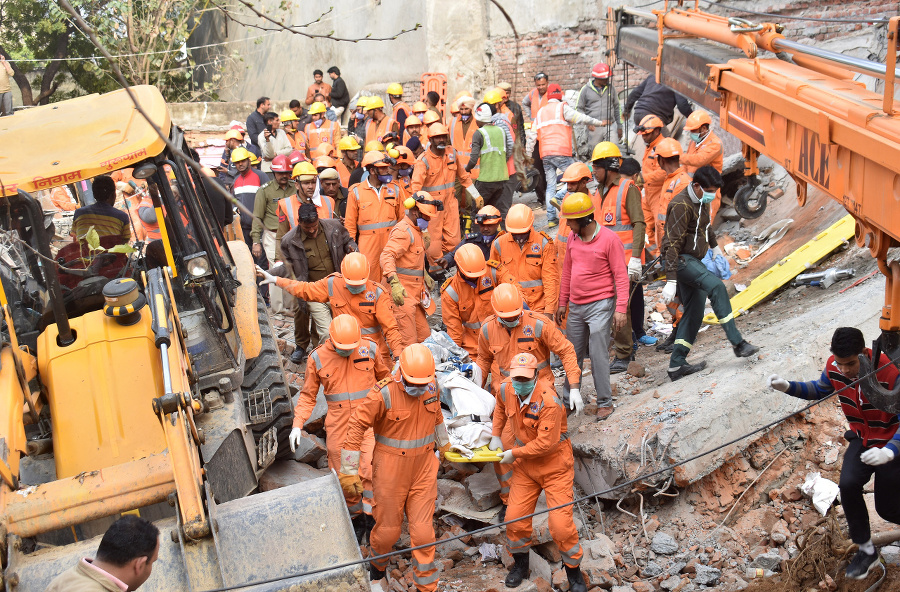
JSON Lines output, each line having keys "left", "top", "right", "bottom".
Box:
{"left": 444, "top": 445, "right": 503, "bottom": 463}
{"left": 703, "top": 214, "right": 855, "bottom": 324}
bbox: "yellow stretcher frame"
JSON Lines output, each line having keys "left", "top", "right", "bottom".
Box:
{"left": 444, "top": 446, "right": 503, "bottom": 463}
{"left": 703, "top": 215, "right": 855, "bottom": 324}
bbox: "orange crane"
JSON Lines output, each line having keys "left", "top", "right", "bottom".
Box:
{"left": 615, "top": 2, "right": 900, "bottom": 412}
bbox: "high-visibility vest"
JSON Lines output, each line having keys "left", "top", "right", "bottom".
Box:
{"left": 277, "top": 194, "right": 335, "bottom": 227}
{"left": 599, "top": 179, "right": 643, "bottom": 263}
{"left": 365, "top": 116, "right": 393, "bottom": 146}
{"left": 475, "top": 125, "right": 508, "bottom": 183}
{"left": 305, "top": 120, "right": 338, "bottom": 150}
{"left": 534, "top": 102, "right": 571, "bottom": 158}
{"left": 450, "top": 117, "right": 478, "bottom": 178}
{"left": 138, "top": 195, "right": 161, "bottom": 240}
{"left": 526, "top": 88, "right": 549, "bottom": 121}
{"left": 388, "top": 101, "right": 411, "bottom": 133}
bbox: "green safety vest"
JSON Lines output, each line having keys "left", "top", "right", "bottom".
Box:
{"left": 476, "top": 125, "right": 508, "bottom": 183}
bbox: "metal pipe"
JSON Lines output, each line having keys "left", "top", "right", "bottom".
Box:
{"left": 773, "top": 38, "right": 900, "bottom": 80}
{"left": 160, "top": 343, "right": 173, "bottom": 395}
{"left": 622, "top": 6, "right": 655, "bottom": 19}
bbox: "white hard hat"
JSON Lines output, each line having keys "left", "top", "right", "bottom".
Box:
{"left": 474, "top": 104, "right": 493, "bottom": 124}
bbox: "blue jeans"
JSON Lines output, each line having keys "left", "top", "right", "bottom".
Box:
{"left": 543, "top": 154, "right": 576, "bottom": 222}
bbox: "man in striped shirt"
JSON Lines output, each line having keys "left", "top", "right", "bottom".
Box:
{"left": 72, "top": 175, "right": 131, "bottom": 245}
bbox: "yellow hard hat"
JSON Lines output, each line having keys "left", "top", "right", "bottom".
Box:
{"left": 338, "top": 136, "right": 361, "bottom": 151}
{"left": 560, "top": 192, "right": 595, "bottom": 219}
{"left": 591, "top": 141, "right": 621, "bottom": 161}
{"left": 292, "top": 161, "right": 318, "bottom": 179}
{"left": 356, "top": 96, "right": 369, "bottom": 109}
{"left": 249, "top": 154, "right": 261, "bottom": 165}
{"left": 230, "top": 147, "right": 251, "bottom": 163}
{"left": 387, "top": 83, "right": 404, "bottom": 96}
{"left": 308, "top": 102, "right": 327, "bottom": 115}
{"left": 483, "top": 89, "right": 503, "bottom": 105}
{"left": 280, "top": 109, "right": 299, "bottom": 122}
{"left": 365, "top": 96, "right": 385, "bottom": 111}
{"left": 364, "top": 140, "right": 385, "bottom": 152}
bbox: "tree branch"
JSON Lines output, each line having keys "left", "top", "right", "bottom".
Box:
{"left": 37, "top": 22, "right": 74, "bottom": 105}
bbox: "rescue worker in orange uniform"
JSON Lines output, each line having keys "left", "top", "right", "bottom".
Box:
{"left": 636, "top": 114, "right": 666, "bottom": 257}
{"left": 345, "top": 151, "right": 405, "bottom": 281}
{"left": 489, "top": 204, "right": 559, "bottom": 318}
{"left": 403, "top": 115, "right": 425, "bottom": 146}
{"left": 289, "top": 314, "right": 389, "bottom": 539}
{"left": 340, "top": 344, "right": 450, "bottom": 591}
{"left": 386, "top": 83, "right": 412, "bottom": 139}
{"left": 554, "top": 163, "right": 598, "bottom": 273}
{"left": 493, "top": 353, "right": 587, "bottom": 592}
{"left": 305, "top": 102, "right": 341, "bottom": 153}
{"left": 274, "top": 161, "right": 335, "bottom": 243}
{"left": 450, "top": 96, "right": 479, "bottom": 180}
{"left": 440, "top": 244, "right": 505, "bottom": 364}
{"left": 338, "top": 136, "right": 362, "bottom": 186}
{"left": 410, "top": 123, "right": 483, "bottom": 266}
{"left": 394, "top": 146, "right": 416, "bottom": 192}
{"left": 477, "top": 283, "right": 582, "bottom": 511}
{"left": 274, "top": 252, "right": 405, "bottom": 364}
{"left": 680, "top": 109, "right": 724, "bottom": 221}
{"left": 591, "top": 142, "right": 646, "bottom": 373}
{"left": 364, "top": 96, "right": 399, "bottom": 145}
{"left": 381, "top": 193, "right": 437, "bottom": 347}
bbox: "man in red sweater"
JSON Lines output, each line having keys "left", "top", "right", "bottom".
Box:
{"left": 555, "top": 192, "right": 629, "bottom": 420}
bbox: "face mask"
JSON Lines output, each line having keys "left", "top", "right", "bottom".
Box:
{"left": 460, "top": 114, "right": 471, "bottom": 122}
{"left": 356, "top": 112, "right": 365, "bottom": 119}
{"left": 434, "top": 142, "right": 447, "bottom": 151}
{"left": 690, "top": 132, "right": 702, "bottom": 143}
{"left": 335, "top": 347, "right": 354, "bottom": 357}
{"left": 481, "top": 231, "right": 496, "bottom": 241}
{"left": 498, "top": 316, "right": 520, "bottom": 329}
{"left": 462, "top": 274, "right": 477, "bottom": 288}
{"left": 416, "top": 218, "right": 429, "bottom": 231}
{"left": 405, "top": 383, "right": 429, "bottom": 397}
{"left": 346, "top": 284, "right": 366, "bottom": 294}
{"left": 398, "top": 168, "right": 412, "bottom": 177}
{"left": 314, "top": 119, "right": 324, "bottom": 128}
{"left": 700, "top": 190, "right": 716, "bottom": 205}
{"left": 512, "top": 378, "right": 536, "bottom": 398}
{"left": 377, "top": 173, "right": 393, "bottom": 184}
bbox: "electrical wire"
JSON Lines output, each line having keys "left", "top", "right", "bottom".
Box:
{"left": 196, "top": 357, "right": 897, "bottom": 592}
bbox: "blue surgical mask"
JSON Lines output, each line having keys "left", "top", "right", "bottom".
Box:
{"left": 690, "top": 132, "right": 702, "bottom": 143}
{"left": 346, "top": 284, "right": 366, "bottom": 294}
{"left": 356, "top": 112, "right": 365, "bottom": 119}
{"left": 498, "top": 316, "right": 520, "bottom": 329}
{"left": 460, "top": 114, "right": 471, "bottom": 122}
{"left": 512, "top": 378, "right": 536, "bottom": 398}
{"left": 700, "top": 190, "right": 716, "bottom": 205}
{"left": 335, "top": 347, "right": 354, "bottom": 357}
{"left": 377, "top": 173, "right": 393, "bottom": 184}
{"left": 405, "top": 384, "right": 429, "bottom": 397}
{"left": 398, "top": 167, "right": 412, "bottom": 177}
{"left": 314, "top": 119, "right": 324, "bottom": 128}
{"left": 416, "top": 218, "right": 429, "bottom": 231}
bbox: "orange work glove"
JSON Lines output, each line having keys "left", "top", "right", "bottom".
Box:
{"left": 338, "top": 472, "right": 364, "bottom": 496}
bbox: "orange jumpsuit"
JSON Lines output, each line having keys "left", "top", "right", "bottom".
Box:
{"left": 336, "top": 160, "right": 352, "bottom": 188}
{"left": 476, "top": 310, "right": 580, "bottom": 504}
{"left": 439, "top": 261, "right": 505, "bottom": 359}
{"left": 641, "top": 135, "right": 666, "bottom": 257}
{"left": 410, "top": 149, "right": 473, "bottom": 264}
{"left": 278, "top": 273, "right": 405, "bottom": 363}
{"left": 680, "top": 131, "right": 724, "bottom": 221}
{"left": 345, "top": 374, "right": 448, "bottom": 592}
{"left": 493, "top": 377, "right": 583, "bottom": 569}
{"left": 344, "top": 180, "right": 405, "bottom": 281}
{"left": 490, "top": 230, "right": 559, "bottom": 316}
{"left": 656, "top": 167, "right": 692, "bottom": 247}
{"left": 380, "top": 217, "right": 431, "bottom": 347}
{"left": 295, "top": 338, "right": 389, "bottom": 516}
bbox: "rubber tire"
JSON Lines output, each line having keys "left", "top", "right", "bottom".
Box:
{"left": 241, "top": 293, "right": 295, "bottom": 460}
{"left": 733, "top": 183, "right": 767, "bottom": 219}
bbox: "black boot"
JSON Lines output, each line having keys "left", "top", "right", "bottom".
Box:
{"left": 369, "top": 563, "right": 385, "bottom": 581}
{"left": 667, "top": 361, "right": 707, "bottom": 382}
{"left": 351, "top": 515, "right": 366, "bottom": 543}
{"left": 733, "top": 340, "right": 760, "bottom": 358}
{"left": 505, "top": 552, "right": 529, "bottom": 588}
{"left": 565, "top": 565, "right": 587, "bottom": 592}
{"left": 498, "top": 503, "right": 507, "bottom": 523}
{"left": 656, "top": 331, "right": 676, "bottom": 353}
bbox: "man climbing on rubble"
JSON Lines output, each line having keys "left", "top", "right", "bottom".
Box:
{"left": 288, "top": 314, "right": 389, "bottom": 542}
{"left": 768, "top": 326, "right": 900, "bottom": 580}
{"left": 660, "top": 165, "right": 758, "bottom": 380}
{"left": 340, "top": 343, "right": 450, "bottom": 592}
{"left": 493, "top": 352, "right": 587, "bottom": 592}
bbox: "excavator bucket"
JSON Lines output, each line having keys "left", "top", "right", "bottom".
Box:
{"left": 5, "top": 475, "right": 370, "bottom": 592}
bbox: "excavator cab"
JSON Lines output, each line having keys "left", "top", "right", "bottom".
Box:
{"left": 0, "top": 86, "right": 367, "bottom": 590}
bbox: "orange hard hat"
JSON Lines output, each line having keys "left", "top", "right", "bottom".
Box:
{"left": 404, "top": 191, "right": 438, "bottom": 217}
{"left": 454, "top": 90, "right": 473, "bottom": 101}
{"left": 654, "top": 137, "right": 682, "bottom": 158}
{"left": 505, "top": 203, "right": 534, "bottom": 234}
{"left": 456, "top": 243, "right": 487, "bottom": 278}
{"left": 449, "top": 101, "right": 459, "bottom": 115}
{"left": 394, "top": 145, "right": 416, "bottom": 166}
{"left": 341, "top": 252, "right": 369, "bottom": 286}
{"left": 561, "top": 162, "right": 592, "bottom": 183}
{"left": 399, "top": 343, "right": 436, "bottom": 385}
{"left": 412, "top": 101, "right": 428, "bottom": 113}
{"left": 361, "top": 150, "right": 389, "bottom": 168}
{"left": 509, "top": 352, "right": 539, "bottom": 379}
{"left": 491, "top": 283, "right": 523, "bottom": 319}
{"left": 330, "top": 314, "right": 361, "bottom": 350}
{"left": 405, "top": 115, "right": 423, "bottom": 127}
{"left": 475, "top": 205, "right": 502, "bottom": 224}
{"left": 314, "top": 155, "right": 337, "bottom": 170}
{"left": 423, "top": 111, "right": 442, "bottom": 126}
{"left": 312, "top": 143, "right": 337, "bottom": 158}
{"left": 224, "top": 129, "right": 243, "bottom": 141}
{"left": 684, "top": 110, "right": 712, "bottom": 131}
{"left": 635, "top": 114, "right": 664, "bottom": 134}
{"left": 428, "top": 123, "right": 449, "bottom": 138}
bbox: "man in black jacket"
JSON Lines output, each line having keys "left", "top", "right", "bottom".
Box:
{"left": 246, "top": 97, "right": 271, "bottom": 148}
{"left": 623, "top": 76, "right": 691, "bottom": 128}
{"left": 328, "top": 67, "right": 350, "bottom": 124}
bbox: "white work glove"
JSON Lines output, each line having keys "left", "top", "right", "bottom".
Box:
{"left": 256, "top": 265, "right": 278, "bottom": 287}
{"left": 661, "top": 280, "right": 677, "bottom": 304}
{"left": 860, "top": 447, "right": 895, "bottom": 466}
{"left": 470, "top": 364, "right": 483, "bottom": 388}
{"left": 466, "top": 184, "right": 484, "bottom": 209}
{"left": 712, "top": 246, "right": 724, "bottom": 258}
{"left": 767, "top": 374, "right": 789, "bottom": 392}
{"left": 288, "top": 427, "right": 303, "bottom": 453}
{"left": 628, "top": 257, "right": 642, "bottom": 282}
{"left": 569, "top": 388, "right": 584, "bottom": 416}
{"left": 499, "top": 449, "right": 515, "bottom": 464}
{"left": 489, "top": 436, "right": 504, "bottom": 452}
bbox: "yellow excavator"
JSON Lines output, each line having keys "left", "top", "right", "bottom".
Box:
{"left": 0, "top": 86, "right": 367, "bottom": 590}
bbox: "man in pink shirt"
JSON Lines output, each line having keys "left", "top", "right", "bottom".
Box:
{"left": 555, "top": 192, "right": 629, "bottom": 420}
